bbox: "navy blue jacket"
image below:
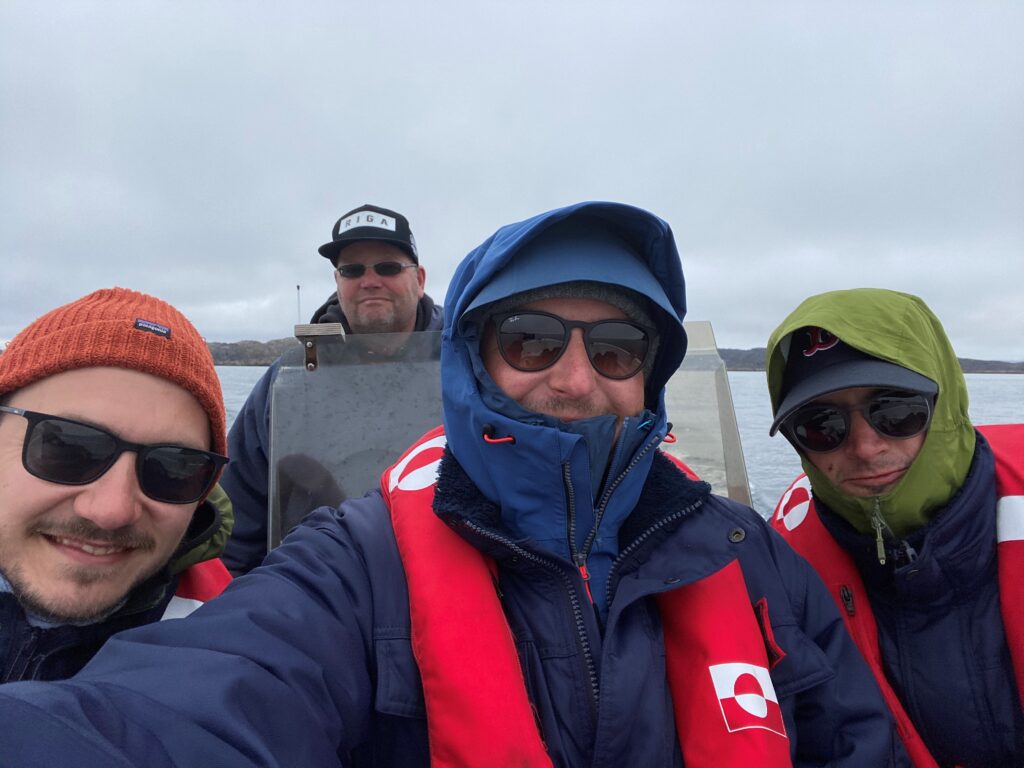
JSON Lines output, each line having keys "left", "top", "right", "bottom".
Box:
{"left": 819, "top": 433, "right": 1024, "bottom": 767}
{"left": 0, "top": 450, "right": 904, "bottom": 767}
{"left": 0, "top": 587, "right": 171, "bottom": 685}
{"left": 0, "top": 203, "right": 902, "bottom": 766}
{"left": 220, "top": 292, "right": 442, "bottom": 576}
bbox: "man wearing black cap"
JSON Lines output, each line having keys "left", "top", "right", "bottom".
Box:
{"left": 312, "top": 204, "right": 437, "bottom": 339}
{"left": 766, "top": 288, "right": 1024, "bottom": 767}
{"left": 220, "top": 204, "right": 443, "bottom": 575}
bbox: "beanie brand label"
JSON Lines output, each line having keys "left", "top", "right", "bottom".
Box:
{"left": 339, "top": 210, "right": 396, "bottom": 233}
{"left": 134, "top": 319, "right": 172, "bottom": 338}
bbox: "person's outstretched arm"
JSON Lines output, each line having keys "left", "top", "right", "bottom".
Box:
{"left": 0, "top": 501, "right": 388, "bottom": 768}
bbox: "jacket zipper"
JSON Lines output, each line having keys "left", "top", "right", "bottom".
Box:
{"left": 562, "top": 464, "right": 593, "bottom": 602}
{"left": 868, "top": 497, "right": 918, "bottom": 567}
{"left": 2, "top": 626, "right": 39, "bottom": 683}
{"left": 458, "top": 519, "right": 602, "bottom": 718}
{"left": 605, "top": 495, "right": 707, "bottom": 605}
{"left": 869, "top": 497, "right": 888, "bottom": 566}
{"left": 568, "top": 428, "right": 660, "bottom": 602}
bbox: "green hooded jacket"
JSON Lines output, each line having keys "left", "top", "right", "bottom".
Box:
{"left": 765, "top": 288, "right": 975, "bottom": 536}
{"left": 169, "top": 482, "right": 234, "bottom": 575}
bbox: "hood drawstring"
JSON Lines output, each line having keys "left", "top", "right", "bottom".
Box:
{"left": 481, "top": 424, "right": 516, "bottom": 445}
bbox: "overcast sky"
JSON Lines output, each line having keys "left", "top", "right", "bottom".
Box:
{"left": 2, "top": 1, "right": 1022, "bottom": 361}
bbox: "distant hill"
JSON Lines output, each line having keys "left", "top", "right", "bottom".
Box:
{"left": 207, "top": 339, "right": 1023, "bottom": 372}
{"left": 207, "top": 338, "right": 296, "bottom": 366}
{"left": 720, "top": 348, "right": 1024, "bottom": 374}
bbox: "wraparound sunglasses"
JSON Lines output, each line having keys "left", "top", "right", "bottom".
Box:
{"left": 782, "top": 391, "right": 933, "bottom": 454}
{"left": 336, "top": 261, "right": 418, "bottom": 279}
{"left": 491, "top": 310, "right": 653, "bottom": 380}
{"left": 0, "top": 406, "right": 227, "bottom": 504}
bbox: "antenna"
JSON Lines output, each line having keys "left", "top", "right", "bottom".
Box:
{"left": 296, "top": 285, "right": 301, "bottom": 323}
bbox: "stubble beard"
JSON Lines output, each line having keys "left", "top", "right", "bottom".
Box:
{"left": 0, "top": 518, "right": 163, "bottom": 624}
{"left": 519, "top": 395, "right": 610, "bottom": 423}
{"left": 347, "top": 293, "right": 404, "bottom": 335}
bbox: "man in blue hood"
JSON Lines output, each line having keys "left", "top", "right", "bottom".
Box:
{"left": 0, "top": 203, "right": 901, "bottom": 767}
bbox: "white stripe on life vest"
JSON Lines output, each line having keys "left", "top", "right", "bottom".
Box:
{"left": 996, "top": 495, "right": 1024, "bottom": 543}
{"left": 387, "top": 434, "right": 447, "bottom": 493}
{"left": 160, "top": 595, "right": 203, "bottom": 620}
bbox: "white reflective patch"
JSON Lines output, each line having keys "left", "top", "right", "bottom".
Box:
{"left": 340, "top": 210, "right": 396, "bottom": 232}
{"left": 160, "top": 595, "right": 203, "bottom": 620}
{"left": 776, "top": 475, "right": 812, "bottom": 531}
{"left": 397, "top": 460, "right": 443, "bottom": 491}
{"left": 387, "top": 434, "right": 447, "bottom": 493}
{"left": 996, "top": 495, "right": 1024, "bottom": 543}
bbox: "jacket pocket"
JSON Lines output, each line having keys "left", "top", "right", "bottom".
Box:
{"left": 765, "top": 624, "right": 835, "bottom": 699}
{"left": 373, "top": 636, "right": 426, "bottom": 719}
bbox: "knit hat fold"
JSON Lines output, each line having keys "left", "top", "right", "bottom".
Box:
{"left": 0, "top": 287, "right": 226, "bottom": 457}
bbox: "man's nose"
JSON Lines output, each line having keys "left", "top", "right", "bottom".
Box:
{"left": 845, "top": 409, "right": 889, "bottom": 460}
{"left": 548, "top": 330, "right": 598, "bottom": 396}
{"left": 72, "top": 453, "right": 145, "bottom": 530}
{"left": 356, "top": 267, "right": 384, "bottom": 288}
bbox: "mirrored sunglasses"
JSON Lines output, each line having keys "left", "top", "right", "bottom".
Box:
{"left": 336, "top": 261, "right": 418, "bottom": 279}
{"left": 782, "top": 391, "right": 933, "bottom": 454}
{"left": 492, "top": 310, "right": 653, "bottom": 380}
{"left": 0, "top": 406, "right": 228, "bottom": 504}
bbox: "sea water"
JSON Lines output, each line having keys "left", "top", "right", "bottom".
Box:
{"left": 217, "top": 366, "right": 1023, "bottom": 518}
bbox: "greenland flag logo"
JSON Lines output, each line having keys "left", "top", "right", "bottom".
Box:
{"left": 709, "top": 663, "right": 788, "bottom": 738}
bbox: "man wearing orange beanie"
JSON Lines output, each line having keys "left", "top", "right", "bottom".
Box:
{"left": 0, "top": 287, "right": 232, "bottom": 682}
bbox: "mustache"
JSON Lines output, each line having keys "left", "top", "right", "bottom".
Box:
{"left": 526, "top": 397, "right": 609, "bottom": 419}
{"left": 30, "top": 517, "right": 156, "bottom": 552}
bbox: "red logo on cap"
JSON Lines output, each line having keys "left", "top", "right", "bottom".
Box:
{"left": 802, "top": 327, "right": 838, "bottom": 357}
{"left": 709, "top": 663, "right": 788, "bottom": 738}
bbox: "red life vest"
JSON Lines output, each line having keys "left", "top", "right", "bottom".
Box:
{"left": 160, "top": 558, "right": 233, "bottom": 620}
{"left": 382, "top": 426, "right": 793, "bottom": 767}
{"left": 772, "top": 424, "right": 1024, "bottom": 768}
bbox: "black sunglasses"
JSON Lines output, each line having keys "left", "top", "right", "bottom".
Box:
{"left": 0, "top": 406, "right": 228, "bottom": 504}
{"left": 336, "top": 261, "right": 418, "bottom": 279}
{"left": 782, "top": 391, "right": 933, "bottom": 454}
{"left": 491, "top": 310, "right": 653, "bottom": 380}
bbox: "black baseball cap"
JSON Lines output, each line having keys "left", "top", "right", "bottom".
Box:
{"left": 769, "top": 326, "right": 938, "bottom": 435}
{"left": 318, "top": 204, "right": 418, "bottom": 264}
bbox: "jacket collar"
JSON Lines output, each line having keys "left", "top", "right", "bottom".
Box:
{"left": 818, "top": 433, "right": 996, "bottom": 598}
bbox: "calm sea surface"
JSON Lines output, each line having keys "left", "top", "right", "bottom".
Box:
{"left": 217, "top": 366, "right": 1023, "bottom": 518}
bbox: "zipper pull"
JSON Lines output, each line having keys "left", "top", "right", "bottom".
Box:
{"left": 839, "top": 585, "right": 856, "bottom": 616}
{"left": 870, "top": 498, "right": 887, "bottom": 566}
{"left": 577, "top": 560, "right": 595, "bottom": 604}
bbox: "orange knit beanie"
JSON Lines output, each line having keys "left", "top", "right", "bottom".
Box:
{"left": 0, "top": 287, "right": 226, "bottom": 456}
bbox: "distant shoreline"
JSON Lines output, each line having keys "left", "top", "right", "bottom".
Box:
{"left": 207, "top": 338, "right": 1024, "bottom": 373}
{"left": 717, "top": 348, "right": 1024, "bottom": 375}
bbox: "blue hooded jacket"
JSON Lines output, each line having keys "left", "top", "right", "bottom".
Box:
{"left": 441, "top": 202, "right": 688, "bottom": 619}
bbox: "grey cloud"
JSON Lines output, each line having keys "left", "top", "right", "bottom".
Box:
{"left": 1, "top": 1, "right": 1021, "bottom": 362}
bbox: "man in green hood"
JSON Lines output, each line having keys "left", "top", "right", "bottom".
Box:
{"left": 766, "top": 287, "right": 1023, "bottom": 768}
